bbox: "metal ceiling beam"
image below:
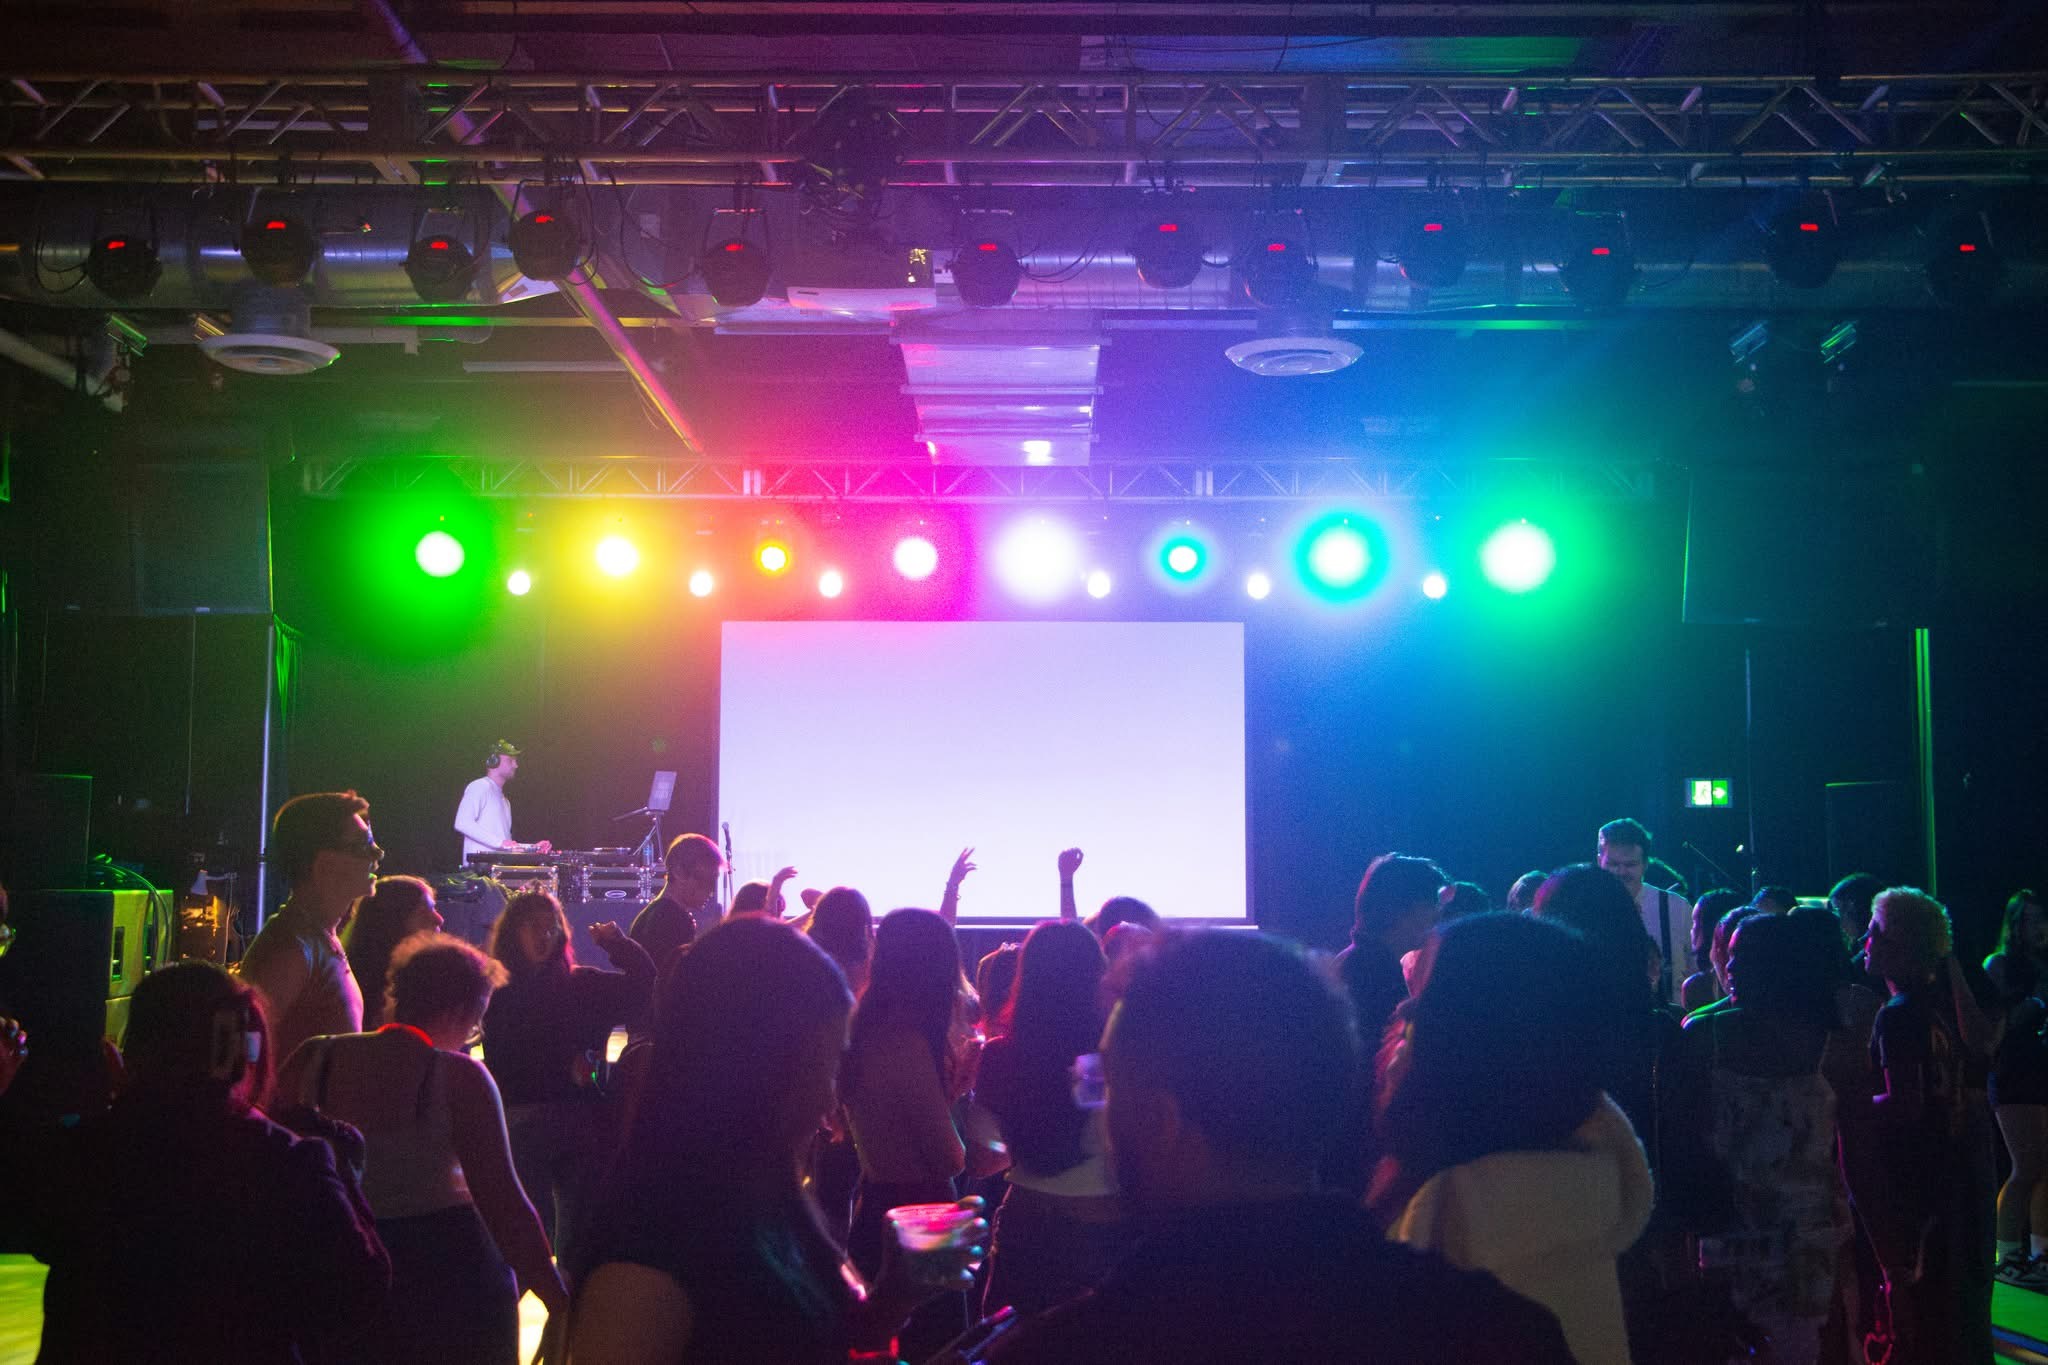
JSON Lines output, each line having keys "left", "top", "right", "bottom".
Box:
{"left": 352, "top": 0, "right": 706, "bottom": 451}
{"left": 3, "top": 68, "right": 2045, "bottom": 187}
{"left": 295, "top": 454, "right": 1661, "bottom": 503}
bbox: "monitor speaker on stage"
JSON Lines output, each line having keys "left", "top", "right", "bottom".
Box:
{"left": 0, "top": 889, "right": 157, "bottom": 1122}
{"left": 1683, "top": 467, "right": 1935, "bottom": 628}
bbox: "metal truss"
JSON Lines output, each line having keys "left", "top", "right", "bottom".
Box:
{"left": 6, "top": 67, "right": 2048, "bottom": 188}
{"left": 297, "top": 454, "right": 1659, "bottom": 502}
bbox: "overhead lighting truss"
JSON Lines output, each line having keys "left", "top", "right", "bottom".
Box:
{"left": 297, "top": 454, "right": 1660, "bottom": 504}
{"left": 3, "top": 68, "right": 2047, "bottom": 188}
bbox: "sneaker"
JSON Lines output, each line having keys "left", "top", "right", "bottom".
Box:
{"left": 1997, "top": 1253, "right": 2048, "bottom": 1291}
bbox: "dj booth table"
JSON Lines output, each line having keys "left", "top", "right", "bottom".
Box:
{"left": 438, "top": 849, "right": 664, "bottom": 965}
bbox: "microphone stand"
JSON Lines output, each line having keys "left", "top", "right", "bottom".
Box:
{"left": 1683, "top": 840, "right": 1739, "bottom": 894}
{"left": 613, "top": 806, "right": 664, "bottom": 867}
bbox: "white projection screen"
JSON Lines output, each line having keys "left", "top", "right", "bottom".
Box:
{"left": 719, "top": 621, "right": 1248, "bottom": 923}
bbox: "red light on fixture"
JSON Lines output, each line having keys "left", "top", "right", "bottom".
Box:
{"left": 1590, "top": 246, "right": 1612, "bottom": 256}
{"left": 1265, "top": 241, "right": 1287, "bottom": 252}
{"left": 1157, "top": 223, "right": 1179, "bottom": 233}
{"left": 1798, "top": 222, "right": 1820, "bottom": 232}
{"left": 1959, "top": 242, "right": 1978, "bottom": 253}
{"left": 1422, "top": 222, "right": 1444, "bottom": 233}
{"left": 428, "top": 238, "right": 450, "bottom": 251}
{"left": 105, "top": 238, "right": 127, "bottom": 250}
{"left": 264, "top": 220, "right": 288, "bottom": 231}
{"left": 533, "top": 213, "right": 554, "bottom": 224}
{"left": 723, "top": 241, "right": 746, "bottom": 252}
{"left": 977, "top": 241, "right": 999, "bottom": 252}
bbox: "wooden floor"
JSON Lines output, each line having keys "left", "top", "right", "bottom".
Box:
{"left": 0, "top": 1257, "right": 546, "bottom": 1364}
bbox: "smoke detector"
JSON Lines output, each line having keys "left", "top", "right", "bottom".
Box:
{"left": 197, "top": 283, "right": 339, "bottom": 376}
{"left": 1224, "top": 332, "right": 1361, "bottom": 377}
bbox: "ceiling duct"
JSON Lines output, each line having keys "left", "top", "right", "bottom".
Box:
{"left": 0, "top": 187, "right": 541, "bottom": 311}
{"left": 198, "top": 283, "right": 338, "bottom": 375}
{"left": 897, "top": 317, "right": 1103, "bottom": 465}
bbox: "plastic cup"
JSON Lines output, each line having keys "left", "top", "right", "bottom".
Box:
{"left": 885, "top": 1202, "right": 983, "bottom": 1254}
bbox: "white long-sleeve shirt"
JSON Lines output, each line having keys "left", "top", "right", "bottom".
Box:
{"left": 455, "top": 776, "right": 514, "bottom": 858}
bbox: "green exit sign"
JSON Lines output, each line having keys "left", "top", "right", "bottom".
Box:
{"left": 1687, "top": 779, "right": 1732, "bottom": 808}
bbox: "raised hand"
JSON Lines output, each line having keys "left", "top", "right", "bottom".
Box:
{"left": 948, "top": 847, "right": 977, "bottom": 889}
{"left": 589, "top": 921, "right": 625, "bottom": 952}
{"left": 1058, "top": 847, "right": 1084, "bottom": 880}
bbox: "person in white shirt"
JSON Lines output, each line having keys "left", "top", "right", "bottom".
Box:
{"left": 456, "top": 740, "right": 552, "bottom": 861}
{"left": 1596, "top": 817, "right": 1692, "bottom": 1006}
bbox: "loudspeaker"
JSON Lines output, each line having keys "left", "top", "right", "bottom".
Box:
{"left": 0, "top": 889, "right": 156, "bottom": 1120}
{"left": 6, "top": 772, "right": 92, "bottom": 891}
{"left": 1826, "top": 780, "right": 1921, "bottom": 888}
{"left": 132, "top": 461, "right": 272, "bottom": 615}
{"left": 1683, "top": 467, "right": 1935, "bottom": 628}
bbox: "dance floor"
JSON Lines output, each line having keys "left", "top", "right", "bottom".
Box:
{"left": 0, "top": 1254, "right": 2043, "bottom": 1362}
{"left": 0, "top": 1258, "right": 547, "bottom": 1364}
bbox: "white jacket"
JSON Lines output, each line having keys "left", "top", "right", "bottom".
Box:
{"left": 1388, "top": 1092, "right": 1654, "bottom": 1365}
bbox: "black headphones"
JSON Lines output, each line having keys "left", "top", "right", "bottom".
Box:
{"left": 486, "top": 740, "right": 521, "bottom": 771}
{"left": 207, "top": 993, "right": 262, "bottom": 1085}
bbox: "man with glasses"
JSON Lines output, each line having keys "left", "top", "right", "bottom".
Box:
{"left": 237, "top": 791, "right": 381, "bottom": 1066}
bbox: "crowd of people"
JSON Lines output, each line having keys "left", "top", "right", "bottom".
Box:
{"left": 0, "top": 790, "right": 2038, "bottom": 1365}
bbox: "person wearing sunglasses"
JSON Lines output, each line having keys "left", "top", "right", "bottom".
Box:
{"left": 239, "top": 790, "right": 384, "bottom": 1069}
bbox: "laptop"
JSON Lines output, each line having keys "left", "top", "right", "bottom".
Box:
{"left": 647, "top": 770, "right": 677, "bottom": 814}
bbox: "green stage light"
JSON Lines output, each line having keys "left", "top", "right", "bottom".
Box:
{"left": 1161, "top": 535, "right": 1206, "bottom": 581}
{"left": 1480, "top": 521, "right": 1557, "bottom": 593}
{"left": 1295, "top": 513, "right": 1386, "bottom": 602}
{"left": 595, "top": 535, "right": 641, "bottom": 578}
{"left": 414, "top": 530, "right": 465, "bottom": 578}
{"left": 506, "top": 569, "right": 533, "bottom": 596}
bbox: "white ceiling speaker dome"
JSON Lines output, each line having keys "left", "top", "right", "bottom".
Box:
{"left": 198, "top": 283, "right": 339, "bottom": 376}
{"left": 1224, "top": 332, "right": 1362, "bottom": 377}
{"left": 1224, "top": 300, "right": 1361, "bottom": 376}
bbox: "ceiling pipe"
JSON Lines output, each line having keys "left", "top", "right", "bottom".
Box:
{"left": 355, "top": 0, "right": 704, "bottom": 450}
{"left": 0, "top": 327, "right": 125, "bottom": 411}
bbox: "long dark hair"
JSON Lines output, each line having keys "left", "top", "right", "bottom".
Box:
{"left": 1374, "top": 914, "right": 1606, "bottom": 1209}
{"left": 484, "top": 890, "right": 574, "bottom": 980}
{"left": 1997, "top": 890, "right": 2047, "bottom": 966}
{"left": 844, "top": 908, "right": 961, "bottom": 1101}
{"left": 805, "top": 886, "right": 874, "bottom": 989}
{"left": 986, "top": 920, "right": 1107, "bottom": 1175}
{"left": 341, "top": 875, "right": 435, "bottom": 1027}
{"left": 629, "top": 916, "right": 854, "bottom": 1169}
{"left": 583, "top": 917, "right": 856, "bottom": 1336}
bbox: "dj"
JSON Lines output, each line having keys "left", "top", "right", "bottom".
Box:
{"left": 456, "top": 740, "right": 554, "bottom": 860}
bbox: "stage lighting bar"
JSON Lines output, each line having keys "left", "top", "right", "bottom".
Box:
{"left": 1479, "top": 521, "right": 1556, "bottom": 592}
{"left": 1295, "top": 513, "right": 1385, "bottom": 603}
{"left": 414, "top": 530, "right": 465, "bottom": 578}
{"left": 894, "top": 536, "right": 940, "bottom": 581}
{"left": 993, "top": 516, "right": 1083, "bottom": 604}
{"left": 595, "top": 535, "right": 641, "bottom": 578}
